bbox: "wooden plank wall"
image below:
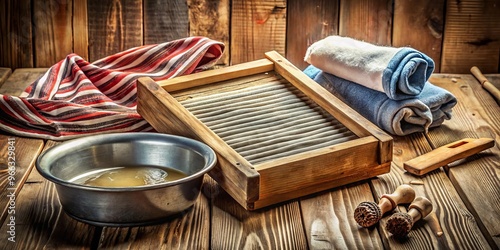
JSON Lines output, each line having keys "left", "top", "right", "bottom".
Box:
{"left": 1, "top": 0, "right": 499, "bottom": 73}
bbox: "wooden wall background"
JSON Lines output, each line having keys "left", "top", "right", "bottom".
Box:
{"left": 1, "top": 0, "right": 499, "bottom": 73}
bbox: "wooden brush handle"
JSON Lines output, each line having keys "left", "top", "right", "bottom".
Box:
{"left": 408, "top": 196, "right": 433, "bottom": 222}
{"left": 471, "top": 66, "right": 500, "bottom": 105}
{"left": 380, "top": 184, "right": 416, "bottom": 212}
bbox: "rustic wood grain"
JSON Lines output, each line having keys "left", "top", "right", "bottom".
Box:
{"left": 427, "top": 74, "right": 500, "bottom": 248}
{"left": 188, "top": 0, "right": 230, "bottom": 65}
{"left": 2, "top": 1, "right": 500, "bottom": 73}
{"left": 441, "top": 0, "right": 500, "bottom": 73}
{"left": 230, "top": 0, "right": 287, "bottom": 64}
{"left": 393, "top": 0, "right": 445, "bottom": 72}
{"left": 209, "top": 177, "right": 307, "bottom": 249}
{"left": 0, "top": 68, "right": 48, "bottom": 96}
{"left": 98, "top": 176, "right": 211, "bottom": 249}
{"left": 0, "top": 68, "right": 12, "bottom": 88}
{"left": 339, "top": 0, "right": 392, "bottom": 46}
{"left": 0, "top": 135, "right": 44, "bottom": 225}
{"left": 403, "top": 138, "right": 494, "bottom": 176}
{"left": 0, "top": 175, "right": 98, "bottom": 250}
{"left": 73, "top": 0, "right": 89, "bottom": 60}
{"left": 144, "top": 0, "right": 189, "bottom": 45}
{"left": 0, "top": 140, "right": 98, "bottom": 249}
{"left": 88, "top": 0, "right": 143, "bottom": 62}
{"left": 300, "top": 183, "right": 384, "bottom": 249}
{"left": 372, "top": 133, "right": 491, "bottom": 248}
{"left": 286, "top": 0, "right": 339, "bottom": 70}
{"left": 0, "top": 68, "right": 45, "bottom": 229}
{"left": 0, "top": 0, "right": 33, "bottom": 69}
{"left": 33, "top": 0, "right": 73, "bottom": 67}
{"left": 254, "top": 137, "right": 389, "bottom": 207}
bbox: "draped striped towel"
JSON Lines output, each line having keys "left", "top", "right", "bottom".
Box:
{"left": 0, "top": 36, "right": 225, "bottom": 140}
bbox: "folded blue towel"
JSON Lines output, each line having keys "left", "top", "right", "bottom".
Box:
{"left": 304, "top": 66, "right": 457, "bottom": 136}
{"left": 304, "top": 36, "right": 435, "bottom": 100}
{"left": 383, "top": 48, "right": 435, "bottom": 100}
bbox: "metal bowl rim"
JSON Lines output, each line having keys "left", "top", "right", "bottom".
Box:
{"left": 35, "top": 132, "right": 217, "bottom": 192}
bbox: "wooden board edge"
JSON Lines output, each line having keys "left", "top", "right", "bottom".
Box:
{"left": 137, "top": 76, "right": 261, "bottom": 203}
{"left": 208, "top": 155, "right": 260, "bottom": 208}
{"left": 265, "top": 51, "right": 394, "bottom": 164}
{"left": 254, "top": 137, "right": 390, "bottom": 201}
{"left": 155, "top": 59, "right": 274, "bottom": 92}
{"left": 250, "top": 161, "right": 391, "bottom": 210}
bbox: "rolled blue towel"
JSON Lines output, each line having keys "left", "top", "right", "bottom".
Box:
{"left": 304, "top": 66, "right": 457, "bottom": 136}
{"left": 304, "top": 36, "right": 434, "bottom": 100}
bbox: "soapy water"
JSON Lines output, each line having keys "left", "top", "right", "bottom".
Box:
{"left": 69, "top": 166, "right": 188, "bottom": 188}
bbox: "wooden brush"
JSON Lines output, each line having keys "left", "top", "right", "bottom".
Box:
{"left": 354, "top": 184, "right": 416, "bottom": 227}
{"left": 386, "top": 196, "right": 433, "bottom": 238}
{"left": 471, "top": 66, "right": 500, "bottom": 105}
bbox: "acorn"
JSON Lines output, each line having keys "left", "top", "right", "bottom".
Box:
{"left": 354, "top": 184, "right": 416, "bottom": 227}
{"left": 386, "top": 196, "right": 433, "bottom": 238}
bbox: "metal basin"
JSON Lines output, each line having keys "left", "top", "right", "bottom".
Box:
{"left": 36, "top": 132, "right": 217, "bottom": 226}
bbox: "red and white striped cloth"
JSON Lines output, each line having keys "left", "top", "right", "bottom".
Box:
{"left": 0, "top": 36, "right": 224, "bottom": 140}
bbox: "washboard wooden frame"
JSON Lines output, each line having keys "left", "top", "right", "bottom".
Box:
{"left": 137, "top": 51, "right": 392, "bottom": 210}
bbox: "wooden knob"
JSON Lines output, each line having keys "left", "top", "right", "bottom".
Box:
{"left": 386, "top": 196, "right": 433, "bottom": 238}
{"left": 408, "top": 196, "right": 433, "bottom": 220}
{"left": 380, "top": 184, "right": 416, "bottom": 212}
{"left": 354, "top": 185, "right": 415, "bottom": 228}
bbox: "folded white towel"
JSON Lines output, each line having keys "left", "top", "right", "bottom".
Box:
{"left": 304, "top": 36, "right": 435, "bottom": 100}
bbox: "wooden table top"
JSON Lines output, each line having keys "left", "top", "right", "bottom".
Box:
{"left": 0, "top": 67, "right": 498, "bottom": 249}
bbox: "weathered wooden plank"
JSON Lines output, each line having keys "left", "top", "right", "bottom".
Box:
{"left": 230, "top": 0, "right": 287, "bottom": 64}
{"left": 0, "top": 0, "right": 33, "bottom": 69}
{"left": 286, "top": 0, "right": 339, "bottom": 70}
{"left": 73, "top": 0, "right": 89, "bottom": 60}
{"left": 300, "top": 183, "right": 384, "bottom": 249}
{"left": 97, "top": 175, "right": 211, "bottom": 249}
{"left": 33, "top": 0, "right": 73, "bottom": 67}
{"left": 393, "top": 0, "right": 445, "bottom": 73}
{"left": 0, "top": 68, "right": 48, "bottom": 96}
{"left": 427, "top": 74, "right": 500, "bottom": 248}
{"left": 88, "top": 0, "right": 143, "bottom": 62}
{"left": 209, "top": 177, "right": 307, "bottom": 249}
{"left": 0, "top": 135, "right": 44, "bottom": 225}
{"left": 144, "top": 0, "right": 189, "bottom": 45}
{"left": 0, "top": 68, "right": 45, "bottom": 229}
{"left": 0, "top": 140, "right": 97, "bottom": 249}
{"left": 372, "top": 133, "right": 491, "bottom": 248}
{"left": 0, "top": 174, "right": 98, "bottom": 249}
{"left": 441, "top": 0, "right": 500, "bottom": 73}
{"left": 339, "top": 0, "right": 392, "bottom": 46}
{"left": 188, "top": 0, "right": 230, "bottom": 65}
{"left": 0, "top": 68, "right": 12, "bottom": 88}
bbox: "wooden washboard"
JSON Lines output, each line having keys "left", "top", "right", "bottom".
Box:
{"left": 137, "top": 51, "right": 392, "bottom": 210}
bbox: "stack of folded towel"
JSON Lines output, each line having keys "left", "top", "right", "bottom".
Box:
{"left": 304, "top": 35, "right": 457, "bottom": 136}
